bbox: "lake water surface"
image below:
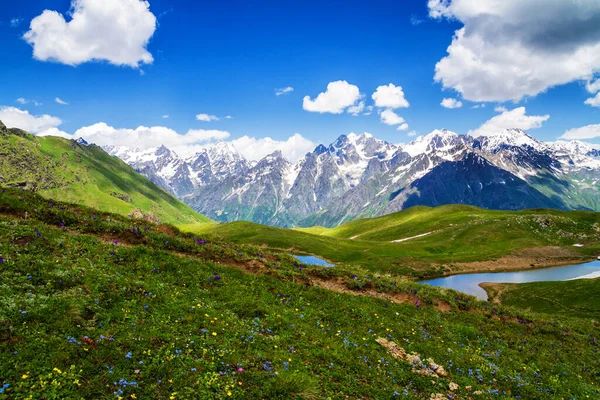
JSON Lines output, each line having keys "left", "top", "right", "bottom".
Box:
{"left": 291, "top": 255, "right": 335, "bottom": 267}
{"left": 418, "top": 260, "right": 600, "bottom": 300}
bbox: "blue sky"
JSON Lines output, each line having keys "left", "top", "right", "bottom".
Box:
{"left": 1, "top": 0, "right": 600, "bottom": 160}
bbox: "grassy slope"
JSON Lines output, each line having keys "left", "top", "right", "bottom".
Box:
{"left": 484, "top": 279, "right": 600, "bottom": 318}
{"left": 1, "top": 188, "right": 600, "bottom": 399}
{"left": 182, "top": 205, "right": 600, "bottom": 276}
{"left": 0, "top": 126, "right": 210, "bottom": 225}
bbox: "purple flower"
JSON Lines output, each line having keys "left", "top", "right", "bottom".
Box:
{"left": 113, "top": 240, "right": 118, "bottom": 245}
{"left": 214, "top": 274, "right": 221, "bottom": 281}
{"left": 0, "top": 257, "right": 4, "bottom": 263}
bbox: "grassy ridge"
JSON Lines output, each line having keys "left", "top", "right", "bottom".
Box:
{"left": 0, "top": 125, "right": 210, "bottom": 225}
{"left": 1, "top": 188, "right": 600, "bottom": 399}
{"left": 484, "top": 279, "right": 600, "bottom": 318}
{"left": 183, "top": 205, "right": 600, "bottom": 276}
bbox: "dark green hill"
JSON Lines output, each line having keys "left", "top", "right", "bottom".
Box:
{"left": 0, "top": 121, "right": 210, "bottom": 225}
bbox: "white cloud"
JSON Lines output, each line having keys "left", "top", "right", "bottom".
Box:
{"left": 347, "top": 101, "right": 365, "bottom": 116}
{"left": 275, "top": 87, "right": 294, "bottom": 96}
{"left": 196, "top": 113, "right": 220, "bottom": 122}
{"left": 16, "top": 98, "right": 28, "bottom": 105}
{"left": 224, "top": 115, "right": 233, "bottom": 119}
{"left": 0, "top": 106, "right": 63, "bottom": 135}
{"left": 55, "top": 97, "right": 69, "bottom": 105}
{"left": 440, "top": 98, "right": 463, "bottom": 109}
{"left": 468, "top": 106, "right": 549, "bottom": 137}
{"left": 69, "top": 123, "right": 229, "bottom": 149}
{"left": 494, "top": 106, "right": 508, "bottom": 113}
{"left": 560, "top": 124, "right": 600, "bottom": 140}
{"left": 11, "top": 18, "right": 22, "bottom": 27}
{"left": 471, "top": 103, "right": 486, "bottom": 109}
{"left": 372, "top": 84, "right": 409, "bottom": 109}
{"left": 410, "top": 15, "right": 423, "bottom": 26}
{"left": 24, "top": 0, "right": 156, "bottom": 68}
{"left": 162, "top": 115, "right": 169, "bottom": 119}
{"left": 407, "top": 131, "right": 418, "bottom": 137}
{"left": 585, "top": 92, "right": 600, "bottom": 107}
{"left": 397, "top": 123, "right": 409, "bottom": 131}
{"left": 303, "top": 80, "right": 362, "bottom": 114}
{"left": 230, "top": 134, "right": 315, "bottom": 163}
{"left": 430, "top": 0, "right": 600, "bottom": 102}
{"left": 380, "top": 109, "right": 406, "bottom": 126}
{"left": 586, "top": 79, "right": 600, "bottom": 94}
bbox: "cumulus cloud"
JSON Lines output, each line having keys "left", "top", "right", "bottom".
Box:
{"left": 196, "top": 114, "right": 220, "bottom": 122}
{"left": 397, "top": 123, "right": 409, "bottom": 131}
{"left": 0, "top": 106, "right": 64, "bottom": 135}
{"left": 585, "top": 92, "right": 600, "bottom": 107}
{"left": 230, "top": 134, "right": 315, "bottom": 163}
{"left": 23, "top": 0, "right": 156, "bottom": 68}
{"left": 347, "top": 101, "right": 366, "bottom": 116}
{"left": 303, "top": 80, "right": 362, "bottom": 114}
{"left": 11, "top": 18, "right": 22, "bottom": 27}
{"left": 468, "top": 107, "right": 549, "bottom": 137}
{"left": 407, "top": 131, "right": 418, "bottom": 137}
{"left": 441, "top": 98, "right": 463, "bottom": 109}
{"left": 162, "top": 115, "right": 169, "bottom": 119}
{"left": 275, "top": 87, "right": 294, "bottom": 96}
{"left": 372, "top": 84, "right": 409, "bottom": 109}
{"left": 586, "top": 79, "right": 600, "bottom": 94}
{"left": 560, "top": 124, "right": 600, "bottom": 140}
{"left": 380, "top": 109, "right": 407, "bottom": 126}
{"left": 69, "top": 123, "right": 230, "bottom": 150}
{"left": 494, "top": 106, "right": 508, "bottom": 113}
{"left": 430, "top": 0, "right": 600, "bottom": 102}
{"left": 55, "top": 97, "right": 69, "bottom": 105}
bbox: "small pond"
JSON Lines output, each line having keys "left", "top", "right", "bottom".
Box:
{"left": 418, "top": 260, "right": 600, "bottom": 300}
{"left": 291, "top": 254, "right": 335, "bottom": 267}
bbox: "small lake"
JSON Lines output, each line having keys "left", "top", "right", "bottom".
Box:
{"left": 418, "top": 260, "right": 600, "bottom": 300}
{"left": 291, "top": 254, "right": 335, "bottom": 267}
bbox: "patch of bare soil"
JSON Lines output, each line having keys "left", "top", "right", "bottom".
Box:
{"left": 479, "top": 282, "right": 515, "bottom": 304}
{"left": 452, "top": 246, "right": 588, "bottom": 274}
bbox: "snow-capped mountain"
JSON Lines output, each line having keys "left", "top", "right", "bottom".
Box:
{"left": 105, "top": 129, "right": 600, "bottom": 227}
{"left": 103, "top": 141, "right": 250, "bottom": 197}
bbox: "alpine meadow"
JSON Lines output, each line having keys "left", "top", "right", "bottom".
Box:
{"left": 1, "top": 1, "right": 600, "bottom": 399}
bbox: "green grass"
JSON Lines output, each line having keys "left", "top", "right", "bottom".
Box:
{"left": 0, "top": 126, "right": 210, "bottom": 225}
{"left": 181, "top": 205, "right": 600, "bottom": 277}
{"left": 1, "top": 188, "right": 600, "bottom": 399}
{"left": 484, "top": 278, "right": 600, "bottom": 318}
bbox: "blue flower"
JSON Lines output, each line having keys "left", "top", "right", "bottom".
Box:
{"left": 125, "top": 352, "right": 132, "bottom": 359}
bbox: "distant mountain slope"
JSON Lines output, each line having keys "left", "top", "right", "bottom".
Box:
{"left": 105, "top": 127, "right": 600, "bottom": 228}
{"left": 388, "top": 153, "right": 567, "bottom": 211}
{"left": 0, "top": 120, "right": 210, "bottom": 225}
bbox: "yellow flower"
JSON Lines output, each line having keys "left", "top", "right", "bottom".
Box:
{"left": 227, "top": 392, "right": 232, "bottom": 397}
{"left": 53, "top": 368, "right": 62, "bottom": 374}
{"left": 212, "top": 332, "right": 217, "bottom": 336}
{"left": 22, "top": 374, "right": 29, "bottom": 379}
{"left": 131, "top": 394, "right": 137, "bottom": 399}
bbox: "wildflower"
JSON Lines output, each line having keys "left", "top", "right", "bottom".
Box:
{"left": 237, "top": 367, "right": 244, "bottom": 372}
{"left": 212, "top": 332, "right": 217, "bottom": 336}
{"left": 0, "top": 257, "right": 4, "bottom": 263}
{"left": 22, "top": 374, "right": 28, "bottom": 380}
{"left": 125, "top": 352, "right": 132, "bottom": 359}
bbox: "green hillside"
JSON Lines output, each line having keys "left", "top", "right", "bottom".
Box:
{"left": 1, "top": 188, "right": 599, "bottom": 399}
{"left": 183, "top": 205, "right": 600, "bottom": 276}
{"left": 0, "top": 121, "right": 210, "bottom": 225}
{"left": 483, "top": 278, "right": 600, "bottom": 318}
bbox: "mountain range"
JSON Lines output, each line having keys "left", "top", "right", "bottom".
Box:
{"left": 99, "top": 128, "right": 599, "bottom": 227}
